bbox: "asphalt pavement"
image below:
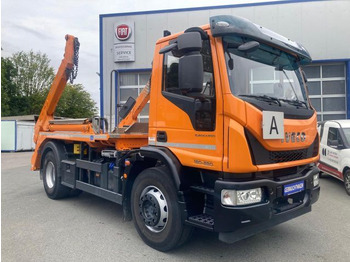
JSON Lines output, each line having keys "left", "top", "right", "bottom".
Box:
{"left": 2, "top": 152, "right": 350, "bottom": 262}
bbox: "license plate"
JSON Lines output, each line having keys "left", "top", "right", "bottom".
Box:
{"left": 283, "top": 181, "right": 304, "bottom": 196}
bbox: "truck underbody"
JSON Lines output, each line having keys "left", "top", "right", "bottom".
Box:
{"left": 38, "top": 134, "right": 319, "bottom": 244}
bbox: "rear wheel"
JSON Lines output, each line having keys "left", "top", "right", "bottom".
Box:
{"left": 344, "top": 170, "right": 350, "bottom": 196}
{"left": 131, "top": 167, "right": 192, "bottom": 251}
{"left": 42, "top": 151, "right": 70, "bottom": 199}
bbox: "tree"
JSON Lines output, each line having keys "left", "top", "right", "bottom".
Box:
{"left": 1, "top": 58, "right": 13, "bottom": 116}
{"left": 11, "top": 51, "right": 55, "bottom": 97}
{"left": 3, "top": 51, "right": 55, "bottom": 115}
{"left": 2, "top": 50, "right": 97, "bottom": 118}
{"left": 1, "top": 57, "right": 21, "bottom": 116}
{"left": 55, "top": 84, "right": 98, "bottom": 118}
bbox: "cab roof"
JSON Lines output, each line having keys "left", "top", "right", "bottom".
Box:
{"left": 210, "top": 15, "right": 312, "bottom": 65}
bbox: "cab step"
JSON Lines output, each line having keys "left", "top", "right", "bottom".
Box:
{"left": 186, "top": 214, "right": 214, "bottom": 231}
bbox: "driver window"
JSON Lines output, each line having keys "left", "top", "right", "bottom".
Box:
{"left": 163, "top": 40, "right": 215, "bottom": 98}
{"left": 162, "top": 39, "right": 216, "bottom": 131}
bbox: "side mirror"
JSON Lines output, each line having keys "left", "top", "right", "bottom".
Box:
{"left": 177, "top": 32, "right": 202, "bottom": 53}
{"left": 179, "top": 54, "right": 203, "bottom": 93}
{"left": 159, "top": 32, "right": 202, "bottom": 54}
{"left": 160, "top": 31, "right": 204, "bottom": 93}
{"left": 178, "top": 32, "right": 203, "bottom": 93}
{"left": 238, "top": 41, "right": 260, "bottom": 53}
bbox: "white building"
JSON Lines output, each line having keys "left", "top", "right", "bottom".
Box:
{"left": 1, "top": 116, "right": 36, "bottom": 152}
{"left": 99, "top": 0, "right": 350, "bottom": 127}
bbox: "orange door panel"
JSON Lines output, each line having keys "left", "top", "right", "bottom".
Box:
{"left": 150, "top": 34, "right": 223, "bottom": 171}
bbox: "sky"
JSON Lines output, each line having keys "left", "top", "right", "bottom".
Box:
{"left": 1, "top": 0, "right": 281, "bottom": 108}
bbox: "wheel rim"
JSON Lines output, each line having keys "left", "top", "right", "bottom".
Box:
{"left": 345, "top": 173, "right": 350, "bottom": 192}
{"left": 46, "top": 161, "right": 55, "bottom": 189}
{"left": 139, "top": 186, "right": 168, "bottom": 233}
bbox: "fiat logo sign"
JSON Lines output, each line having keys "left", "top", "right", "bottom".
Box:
{"left": 116, "top": 24, "right": 131, "bottom": 41}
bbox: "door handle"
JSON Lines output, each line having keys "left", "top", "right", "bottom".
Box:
{"left": 157, "top": 131, "right": 167, "bottom": 142}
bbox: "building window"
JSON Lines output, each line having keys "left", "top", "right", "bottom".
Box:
{"left": 119, "top": 71, "right": 151, "bottom": 122}
{"left": 304, "top": 63, "right": 346, "bottom": 121}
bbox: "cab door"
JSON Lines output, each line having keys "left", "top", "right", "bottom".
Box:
{"left": 151, "top": 33, "right": 223, "bottom": 171}
{"left": 321, "top": 126, "right": 343, "bottom": 178}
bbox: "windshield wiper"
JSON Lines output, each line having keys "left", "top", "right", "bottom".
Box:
{"left": 280, "top": 98, "right": 308, "bottom": 108}
{"left": 239, "top": 94, "right": 281, "bottom": 106}
{"left": 280, "top": 69, "right": 309, "bottom": 109}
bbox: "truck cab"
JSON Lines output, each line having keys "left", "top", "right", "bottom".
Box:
{"left": 150, "top": 16, "right": 319, "bottom": 173}
{"left": 143, "top": 15, "right": 320, "bottom": 244}
{"left": 318, "top": 120, "right": 350, "bottom": 195}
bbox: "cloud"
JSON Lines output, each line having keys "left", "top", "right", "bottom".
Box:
{"left": 2, "top": 0, "right": 273, "bottom": 114}
{"left": 11, "top": 23, "right": 52, "bottom": 40}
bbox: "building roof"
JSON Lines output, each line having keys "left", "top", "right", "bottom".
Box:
{"left": 1, "top": 115, "right": 37, "bottom": 121}
{"left": 1, "top": 115, "right": 66, "bottom": 122}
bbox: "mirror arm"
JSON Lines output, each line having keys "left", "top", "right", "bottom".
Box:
{"left": 159, "top": 43, "right": 178, "bottom": 54}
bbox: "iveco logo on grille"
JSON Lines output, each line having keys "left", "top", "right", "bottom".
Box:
{"left": 281, "top": 132, "right": 306, "bottom": 143}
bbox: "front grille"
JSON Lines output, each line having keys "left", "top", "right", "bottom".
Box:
{"left": 269, "top": 149, "right": 307, "bottom": 163}
{"left": 245, "top": 129, "right": 319, "bottom": 165}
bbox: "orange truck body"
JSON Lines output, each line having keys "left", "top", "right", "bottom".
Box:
{"left": 32, "top": 15, "right": 320, "bottom": 251}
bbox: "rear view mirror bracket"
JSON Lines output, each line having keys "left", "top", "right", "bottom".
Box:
{"left": 159, "top": 43, "right": 178, "bottom": 54}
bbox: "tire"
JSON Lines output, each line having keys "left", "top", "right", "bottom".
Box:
{"left": 42, "top": 151, "right": 71, "bottom": 199}
{"left": 343, "top": 170, "right": 350, "bottom": 196}
{"left": 131, "top": 166, "right": 193, "bottom": 251}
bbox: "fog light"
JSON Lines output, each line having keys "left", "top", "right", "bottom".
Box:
{"left": 221, "top": 188, "right": 262, "bottom": 206}
{"left": 313, "top": 174, "right": 319, "bottom": 187}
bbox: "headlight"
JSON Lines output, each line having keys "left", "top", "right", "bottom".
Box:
{"left": 221, "top": 188, "right": 262, "bottom": 206}
{"left": 313, "top": 174, "right": 319, "bottom": 187}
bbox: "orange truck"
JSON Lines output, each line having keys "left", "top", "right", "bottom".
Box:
{"left": 32, "top": 15, "right": 320, "bottom": 251}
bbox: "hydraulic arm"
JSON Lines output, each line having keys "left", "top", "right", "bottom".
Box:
{"left": 31, "top": 35, "right": 79, "bottom": 170}
{"left": 33, "top": 35, "right": 79, "bottom": 143}
{"left": 118, "top": 79, "right": 150, "bottom": 128}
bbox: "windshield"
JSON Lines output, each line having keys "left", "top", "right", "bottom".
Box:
{"left": 342, "top": 128, "right": 350, "bottom": 144}
{"left": 224, "top": 46, "right": 308, "bottom": 105}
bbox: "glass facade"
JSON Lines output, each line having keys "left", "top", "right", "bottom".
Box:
{"left": 118, "top": 72, "right": 151, "bottom": 122}
{"left": 304, "top": 63, "right": 346, "bottom": 121}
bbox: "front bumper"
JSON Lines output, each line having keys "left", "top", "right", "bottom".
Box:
{"left": 213, "top": 166, "right": 320, "bottom": 243}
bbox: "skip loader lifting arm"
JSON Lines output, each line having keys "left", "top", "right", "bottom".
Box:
{"left": 31, "top": 35, "right": 79, "bottom": 170}
{"left": 118, "top": 79, "right": 150, "bottom": 128}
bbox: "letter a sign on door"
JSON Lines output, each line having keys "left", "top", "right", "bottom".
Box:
{"left": 262, "top": 111, "right": 284, "bottom": 139}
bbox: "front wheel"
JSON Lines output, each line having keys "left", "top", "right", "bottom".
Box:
{"left": 344, "top": 170, "right": 350, "bottom": 196}
{"left": 131, "top": 167, "right": 192, "bottom": 251}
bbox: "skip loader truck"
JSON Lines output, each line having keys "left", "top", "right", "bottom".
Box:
{"left": 32, "top": 15, "right": 320, "bottom": 251}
